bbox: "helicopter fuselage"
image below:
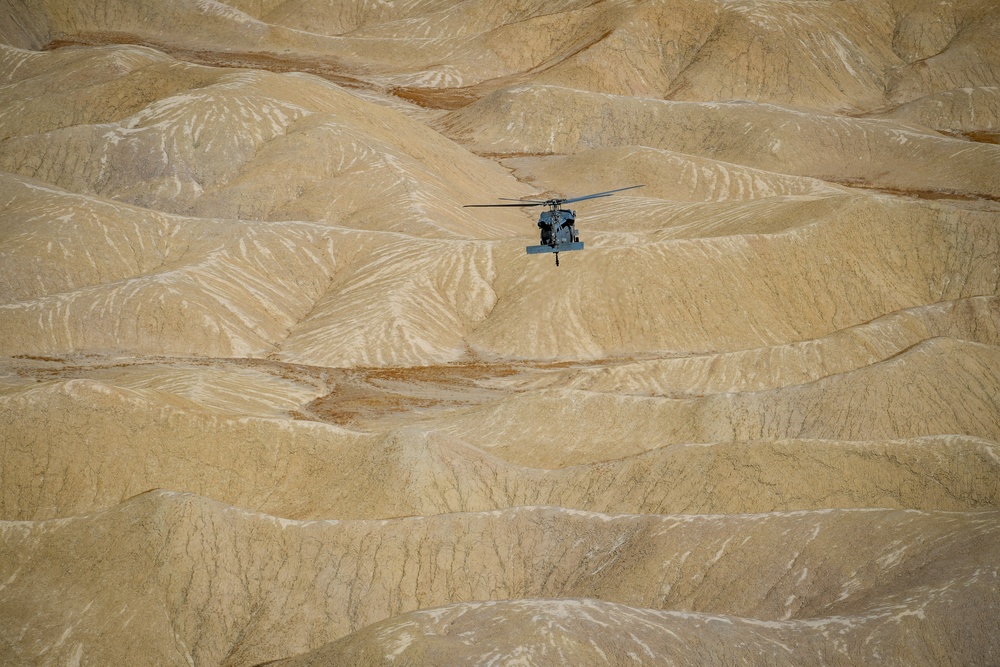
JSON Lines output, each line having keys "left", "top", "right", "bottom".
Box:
{"left": 463, "top": 184, "right": 643, "bottom": 265}
{"left": 527, "top": 208, "right": 582, "bottom": 255}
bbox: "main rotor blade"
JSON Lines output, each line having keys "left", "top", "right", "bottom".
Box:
{"left": 560, "top": 185, "right": 645, "bottom": 206}
{"left": 464, "top": 186, "right": 643, "bottom": 208}
{"left": 463, "top": 202, "right": 546, "bottom": 207}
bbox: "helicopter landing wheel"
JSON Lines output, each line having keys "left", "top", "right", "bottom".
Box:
{"left": 555, "top": 253, "right": 559, "bottom": 267}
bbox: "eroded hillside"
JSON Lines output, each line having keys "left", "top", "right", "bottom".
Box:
{"left": 1, "top": 0, "right": 998, "bottom": 665}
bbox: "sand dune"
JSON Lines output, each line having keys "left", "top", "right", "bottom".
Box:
{"left": 1, "top": 0, "right": 998, "bottom": 664}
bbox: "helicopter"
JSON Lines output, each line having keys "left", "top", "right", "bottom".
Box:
{"left": 464, "top": 185, "right": 644, "bottom": 266}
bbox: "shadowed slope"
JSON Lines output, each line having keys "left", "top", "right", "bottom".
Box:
{"left": 267, "top": 593, "right": 1000, "bottom": 667}
{"left": 439, "top": 85, "right": 1000, "bottom": 199}
{"left": 0, "top": 44, "right": 528, "bottom": 236}
{"left": 503, "top": 146, "right": 848, "bottom": 203}
{"left": 429, "top": 338, "right": 1000, "bottom": 466}
{"left": 0, "top": 174, "right": 341, "bottom": 358}
{"left": 870, "top": 86, "right": 1000, "bottom": 135}
{"left": 6, "top": 173, "right": 996, "bottom": 365}
{"left": 4, "top": 337, "right": 998, "bottom": 522}
{"left": 468, "top": 196, "right": 1000, "bottom": 361}
{"left": 556, "top": 296, "right": 1000, "bottom": 395}
{"left": 1, "top": 491, "right": 997, "bottom": 666}
{"left": 7, "top": 0, "right": 998, "bottom": 113}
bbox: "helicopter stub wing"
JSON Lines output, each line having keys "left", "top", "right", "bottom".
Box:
{"left": 527, "top": 242, "right": 584, "bottom": 254}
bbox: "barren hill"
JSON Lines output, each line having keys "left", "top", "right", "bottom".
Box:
{"left": 1, "top": 0, "right": 998, "bottom": 665}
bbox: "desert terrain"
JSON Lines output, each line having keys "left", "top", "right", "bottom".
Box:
{"left": 0, "top": 0, "right": 998, "bottom": 665}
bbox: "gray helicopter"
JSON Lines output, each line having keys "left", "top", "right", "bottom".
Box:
{"left": 465, "top": 185, "right": 644, "bottom": 266}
